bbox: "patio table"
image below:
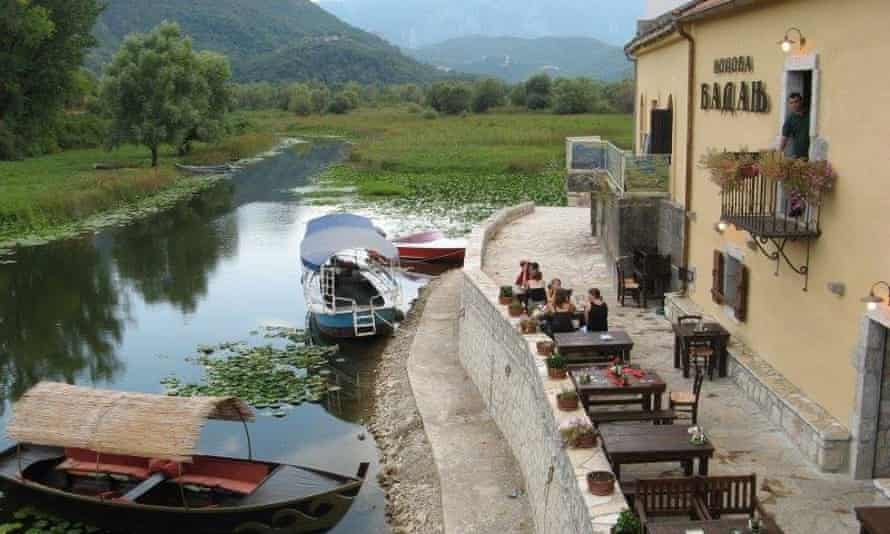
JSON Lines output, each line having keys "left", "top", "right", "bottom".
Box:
{"left": 554, "top": 330, "right": 633, "bottom": 364}
{"left": 599, "top": 423, "right": 715, "bottom": 481}
{"left": 856, "top": 506, "right": 890, "bottom": 534}
{"left": 567, "top": 364, "right": 665, "bottom": 412}
{"left": 672, "top": 322, "right": 731, "bottom": 378}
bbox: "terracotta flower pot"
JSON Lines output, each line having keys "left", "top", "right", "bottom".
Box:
{"left": 520, "top": 321, "right": 537, "bottom": 334}
{"left": 547, "top": 367, "right": 567, "bottom": 380}
{"left": 537, "top": 341, "right": 554, "bottom": 356}
{"left": 557, "top": 394, "right": 579, "bottom": 411}
{"left": 499, "top": 296, "right": 513, "bottom": 305}
{"left": 574, "top": 433, "right": 598, "bottom": 449}
{"left": 508, "top": 305, "right": 523, "bottom": 318}
{"left": 587, "top": 471, "right": 615, "bottom": 496}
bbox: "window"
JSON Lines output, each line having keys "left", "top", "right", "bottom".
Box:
{"left": 711, "top": 250, "right": 748, "bottom": 322}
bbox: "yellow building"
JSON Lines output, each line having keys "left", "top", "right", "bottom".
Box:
{"left": 626, "top": 0, "right": 890, "bottom": 478}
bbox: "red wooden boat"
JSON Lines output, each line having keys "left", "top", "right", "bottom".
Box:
{"left": 392, "top": 231, "right": 466, "bottom": 265}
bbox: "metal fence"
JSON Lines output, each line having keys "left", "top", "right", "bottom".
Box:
{"left": 566, "top": 137, "right": 670, "bottom": 194}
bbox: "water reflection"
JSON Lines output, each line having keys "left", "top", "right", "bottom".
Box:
{"left": 111, "top": 182, "right": 237, "bottom": 314}
{"left": 0, "top": 239, "right": 125, "bottom": 414}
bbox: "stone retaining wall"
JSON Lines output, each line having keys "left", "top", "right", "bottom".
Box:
{"left": 459, "top": 203, "right": 626, "bottom": 534}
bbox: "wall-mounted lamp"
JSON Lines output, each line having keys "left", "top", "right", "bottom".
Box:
{"left": 861, "top": 281, "right": 890, "bottom": 311}
{"left": 779, "top": 27, "right": 807, "bottom": 53}
{"left": 714, "top": 221, "right": 729, "bottom": 234}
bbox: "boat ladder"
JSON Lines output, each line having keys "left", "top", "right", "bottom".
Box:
{"left": 321, "top": 266, "right": 336, "bottom": 309}
{"left": 353, "top": 306, "right": 377, "bottom": 337}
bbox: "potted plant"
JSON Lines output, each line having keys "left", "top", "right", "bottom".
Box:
{"left": 587, "top": 470, "right": 616, "bottom": 496}
{"left": 758, "top": 149, "right": 837, "bottom": 216}
{"left": 537, "top": 340, "right": 554, "bottom": 356}
{"left": 698, "top": 149, "right": 758, "bottom": 189}
{"left": 612, "top": 510, "right": 641, "bottom": 534}
{"left": 556, "top": 389, "right": 579, "bottom": 411}
{"left": 546, "top": 354, "right": 567, "bottom": 380}
{"left": 559, "top": 417, "right": 598, "bottom": 448}
{"left": 499, "top": 285, "right": 514, "bottom": 305}
{"left": 507, "top": 299, "right": 524, "bottom": 318}
{"left": 520, "top": 317, "right": 538, "bottom": 334}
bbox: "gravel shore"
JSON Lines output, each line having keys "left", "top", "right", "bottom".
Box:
{"left": 367, "top": 278, "right": 445, "bottom": 533}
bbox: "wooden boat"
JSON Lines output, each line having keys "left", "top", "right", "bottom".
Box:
{"left": 0, "top": 382, "right": 369, "bottom": 534}
{"left": 392, "top": 231, "right": 466, "bottom": 265}
{"left": 175, "top": 163, "right": 238, "bottom": 175}
{"left": 301, "top": 214, "right": 402, "bottom": 338}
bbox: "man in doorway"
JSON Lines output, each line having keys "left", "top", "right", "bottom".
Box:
{"left": 780, "top": 92, "right": 810, "bottom": 159}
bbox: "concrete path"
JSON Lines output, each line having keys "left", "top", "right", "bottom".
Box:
{"left": 482, "top": 207, "right": 888, "bottom": 534}
{"left": 407, "top": 270, "right": 533, "bottom": 534}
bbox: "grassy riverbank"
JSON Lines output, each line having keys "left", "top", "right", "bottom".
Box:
{"left": 283, "top": 107, "right": 633, "bottom": 229}
{"left": 0, "top": 132, "right": 277, "bottom": 242}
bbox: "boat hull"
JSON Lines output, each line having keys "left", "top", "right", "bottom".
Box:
{"left": 0, "top": 445, "right": 364, "bottom": 534}
{"left": 393, "top": 231, "right": 466, "bottom": 265}
{"left": 312, "top": 308, "right": 397, "bottom": 339}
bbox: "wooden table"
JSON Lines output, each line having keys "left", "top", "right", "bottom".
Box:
{"left": 568, "top": 364, "right": 665, "bottom": 412}
{"left": 672, "top": 322, "right": 731, "bottom": 378}
{"left": 646, "top": 518, "right": 750, "bottom": 534}
{"left": 855, "top": 507, "right": 890, "bottom": 534}
{"left": 554, "top": 330, "right": 633, "bottom": 364}
{"left": 599, "top": 424, "right": 715, "bottom": 481}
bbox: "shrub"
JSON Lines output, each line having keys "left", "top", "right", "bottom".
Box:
{"left": 552, "top": 78, "right": 603, "bottom": 114}
{"left": 55, "top": 113, "right": 108, "bottom": 149}
{"left": 421, "top": 109, "right": 438, "bottom": 120}
{"left": 509, "top": 84, "right": 527, "bottom": 107}
{"left": 428, "top": 82, "right": 472, "bottom": 115}
{"left": 327, "top": 93, "right": 352, "bottom": 114}
{"left": 405, "top": 103, "right": 423, "bottom": 114}
{"left": 525, "top": 73, "right": 553, "bottom": 109}
{"left": 472, "top": 78, "right": 507, "bottom": 113}
{"left": 526, "top": 93, "right": 551, "bottom": 110}
{"left": 287, "top": 84, "right": 313, "bottom": 116}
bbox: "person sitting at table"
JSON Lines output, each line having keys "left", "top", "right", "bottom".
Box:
{"left": 525, "top": 272, "right": 547, "bottom": 308}
{"left": 546, "top": 278, "right": 563, "bottom": 306}
{"left": 584, "top": 288, "right": 608, "bottom": 332}
{"left": 514, "top": 260, "right": 530, "bottom": 287}
{"left": 543, "top": 289, "right": 577, "bottom": 337}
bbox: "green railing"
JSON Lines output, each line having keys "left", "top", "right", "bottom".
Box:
{"left": 566, "top": 137, "right": 669, "bottom": 194}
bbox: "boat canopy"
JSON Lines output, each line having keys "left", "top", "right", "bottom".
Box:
{"left": 300, "top": 214, "right": 398, "bottom": 272}
{"left": 7, "top": 382, "right": 254, "bottom": 462}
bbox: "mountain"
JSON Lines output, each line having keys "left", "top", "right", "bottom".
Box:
{"left": 318, "top": 0, "right": 645, "bottom": 49}
{"left": 408, "top": 36, "right": 631, "bottom": 83}
{"left": 87, "top": 0, "right": 444, "bottom": 83}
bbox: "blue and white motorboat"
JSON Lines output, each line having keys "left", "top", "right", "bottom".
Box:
{"left": 300, "top": 214, "right": 402, "bottom": 338}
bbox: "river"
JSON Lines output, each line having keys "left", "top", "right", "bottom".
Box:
{"left": 0, "top": 141, "right": 429, "bottom": 532}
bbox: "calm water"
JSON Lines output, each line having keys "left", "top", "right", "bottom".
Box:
{"left": 0, "top": 141, "right": 427, "bottom": 532}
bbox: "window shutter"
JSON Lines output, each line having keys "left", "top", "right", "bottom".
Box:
{"left": 734, "top": 264, "right": 749, "bottom": 322}
{"left": 711, "top": 250, "right": 725, "bottom": 303}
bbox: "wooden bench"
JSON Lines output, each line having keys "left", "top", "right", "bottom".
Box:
{"left": 588, "top": 409, "right": 677, "bottom": 426}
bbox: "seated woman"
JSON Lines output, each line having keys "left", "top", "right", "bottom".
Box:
{"left": 546, "top": 278, "right": 563, "bottom": 306}
{"left": 526, "top": 272, "right": 547, "bottom": 308}
{"left": 584, "top": 288, "right": 608, "bottom": 332}
{"left": 543, "top": 289, "right": 577, "bottom": 337}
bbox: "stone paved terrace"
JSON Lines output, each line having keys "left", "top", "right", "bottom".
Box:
{"left": 482, "top": 206, "right": 889, "bottom": 534}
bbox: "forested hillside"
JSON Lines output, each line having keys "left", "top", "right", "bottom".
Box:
{"left": 88, "top": 0, "right": 444, "bottom": 83}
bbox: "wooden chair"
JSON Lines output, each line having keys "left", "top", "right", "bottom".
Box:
{"left": 677, "top": 315, "right": 716, "bottom": 379}
{"left": 635, "top": 477, "right": 708, "bottom": 531}
{"left": 696, "top": 474, "right": 778, "bottom": 530}
{"left": 616, "top": 258, "right": 641, "bottom": 307}
{"left": 670, "top": 365, "right": 705, "bottom": 425}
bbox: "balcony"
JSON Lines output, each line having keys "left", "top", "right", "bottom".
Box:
{"left": 566, "top": 137, "right": 669, "bottom": 194}
{"left": 719, "top": 171, "right": 821, "bottom": 290}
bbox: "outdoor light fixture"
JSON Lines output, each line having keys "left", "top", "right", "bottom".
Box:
{"left": 861, "top": 281, "right": 890, "bottom": 311}
{"left": 779, "top": 27, "right": 807, "bottom": 53}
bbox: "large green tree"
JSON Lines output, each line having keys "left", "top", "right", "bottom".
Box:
{"left": 0, "top": 0, "right": 102, "bottom": 159}
{"left": 101, "top": 22, "right": 231, "bottom": 167}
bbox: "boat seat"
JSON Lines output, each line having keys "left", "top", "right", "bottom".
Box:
{"left": 58, "top": 448, "right": 151, "bottom": 480}
{"left": 173, "top": 457, "right": 269, "bottom": 495}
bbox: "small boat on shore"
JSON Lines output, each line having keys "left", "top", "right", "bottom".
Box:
{"left": 1, "top": 382, "right": 368, "bottom": 534}
{"left": 392, "top": 231, "right": 466, "bottom": 266}
{"left": 175, "top": 163, "right": 238, "bottom": 175}
{"left": 301, "top": 214, "right": 402, "bottom": 339}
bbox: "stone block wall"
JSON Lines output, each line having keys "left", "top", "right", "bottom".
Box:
{"left": 459, "top": 203, "right": 626, "bottom": 533}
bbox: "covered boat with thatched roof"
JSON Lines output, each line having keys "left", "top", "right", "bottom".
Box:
{"left": 0, "top": 382, "right": 369, "bottom": 533}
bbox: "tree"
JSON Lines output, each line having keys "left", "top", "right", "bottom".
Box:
{"left": 472, "top": 78, "right": 507, "bottom": 113}
{"left": 399, "top": 83, "right": 423, "bottom": 104}
{"left": 310, "top": 85, "right": 331, "bottom": 113}
{"left": 327, "top": 92, "right": 352, "bottom": 114}
{"left": 603, "top": 78, "right": 634, "bottom": 114}
{"left": 287, "top": 83, "right": 313, "bottom": 116}
{"left": 428, "top": 82, "right": 472, "bottom": 115}
{"left": 509, "top": 84, "right": 527, "bottom": 107}
{"left": 0, "top": 0, "right": 103, "bottom": 159}
{"left": 553, "top": 78, "right": 607, "bottom": 114}
{"left": 525, "top": 73, "right": 553, "bottom": 110}
{"left": 101, "top": 22, "right": 231, "bottom": 167}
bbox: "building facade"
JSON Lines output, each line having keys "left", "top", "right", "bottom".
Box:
{"left": 627, "top": 0, "right": 890, "bottom": 478}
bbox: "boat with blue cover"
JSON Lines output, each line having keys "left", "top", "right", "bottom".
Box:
{"left": 300, "top": 214, "right": 402, "bottom": 338}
